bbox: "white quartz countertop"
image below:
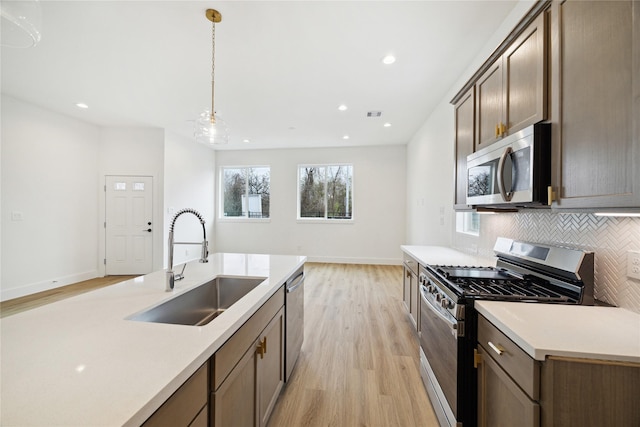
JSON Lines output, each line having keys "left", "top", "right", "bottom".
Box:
{"left": 0, "top": 253, "right": 306, "bottom": 426}
{"left": 476, "top": 301, "right": 640, "bottom": 363}
{"left": 401, "top": 245, "right": 497, "bottom": 267}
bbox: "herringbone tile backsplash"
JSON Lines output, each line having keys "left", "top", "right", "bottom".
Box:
{"left": 453, "top": 212, "right": 640, "bottom": 313}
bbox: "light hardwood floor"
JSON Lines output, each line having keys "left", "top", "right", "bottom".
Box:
{"left": 0, "top": 275, "right": 138, "bottom": 318}
{"left": 268, "top": 263, "right": 438, "bottom": 427}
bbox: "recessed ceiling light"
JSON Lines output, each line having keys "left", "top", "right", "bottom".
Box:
{"left": 338, "top": 104, "right": 348, "bottom": 111}
{"left": 343, "top": 135, "right": 350, "bottom": 140}
{"left": 382, "top": 55, "right": 396, "bottom": 65}
{"left": 383, "top": 122, "right": 391, "bottom": 127}
{"left": 75, "top": 103, "right": 89, "bottom": 109}
{"left": 243, "top": 139, "right": 251, "bottom": 143}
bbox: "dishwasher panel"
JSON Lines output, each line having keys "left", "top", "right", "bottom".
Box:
{"left": 285, "top": 266, "right": 304, "bottom": 382}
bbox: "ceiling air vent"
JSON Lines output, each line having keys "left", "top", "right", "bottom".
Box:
{"left": 367, "top": 111, "right": 382, "bottom": 117}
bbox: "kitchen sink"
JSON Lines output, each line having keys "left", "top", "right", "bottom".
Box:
{"left": 128, "top": 276, "right": 267, "bottom": 326}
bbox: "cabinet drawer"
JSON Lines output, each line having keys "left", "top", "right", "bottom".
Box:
{"left": 212, "top": 286, "right": 284, "bottom": 390}
{"left": 143, "top": 363, "right": 208, "bottom": 427}
{"left": 403, "top": 253, "right": 419, "bottom": 274}
{"left": 478, "top": 315, "right": 540, "bottom": 400}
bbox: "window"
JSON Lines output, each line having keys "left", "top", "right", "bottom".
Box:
{"left": 456, "top": 211, "right": 480, "bottom": 236}
{"left": 298, "top": 164, "right": 353, "bottom": 220}
{"left": 221, "top": 166, "right": 270, "bottom": 219}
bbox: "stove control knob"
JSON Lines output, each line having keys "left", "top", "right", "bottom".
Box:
{"left": 435, "top": 293, "right": 443, "bottom": 302}
{"left": 441, "top": 299, "right": 453, "bottom": 309}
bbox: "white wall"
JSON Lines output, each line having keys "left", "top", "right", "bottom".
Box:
{"left": 0, "top": 96, "right": 217, "bottom": 300}
{"left": 1, "top": 95, "right": 100, "bottom": 300}
{"left": 216, "top": 145, "right": 406, "bottom": 264}
{"left": 97, "top": 127, "right": 165, "bottom": 274}
{"left": 405, "top": 1, "right": 535, "bottom": 246}
{"left": 163, "top": 131, "right": 216, "bottom": 267}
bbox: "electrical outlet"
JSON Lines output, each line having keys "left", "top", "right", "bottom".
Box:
{"left": 627, "top": 250, "right": 640, "bottom": 280}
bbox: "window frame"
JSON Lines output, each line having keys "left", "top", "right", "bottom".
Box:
{"left": 218, "top": 165, "right": 271, "bottom": 222}
{"left": 297, "top": 163, "right": 354, "bottom": 223}
{"left": 455, "top": 211, "right": 480, "bottom": 236}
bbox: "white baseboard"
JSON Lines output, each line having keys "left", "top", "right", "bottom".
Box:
{"left": 1, "top": 270, "right": 99, "bottom": 302}
{"left": 305, "top": 256, "right": 402, "bottom": 265}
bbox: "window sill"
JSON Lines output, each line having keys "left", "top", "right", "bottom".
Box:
{"left": 296, "top": 218, "right": 354, "bottom": 224}
{"left": 218, "top": 218, "right": 271, "bottom": 223}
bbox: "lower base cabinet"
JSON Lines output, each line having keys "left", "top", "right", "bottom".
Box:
{"left": 477, "top": 314, "right": 640, "bottom": 427}
{"left": 477, "top": 345, "right": 540, "bottom": 427}
{"left": 142, "top": 363, "right": 208, "bottom": 427}
{"left": 211, "top": 287, "right": 285, "bottom": 427}
{"left": 142, "top": 285, "right": 286, "bottom": 427}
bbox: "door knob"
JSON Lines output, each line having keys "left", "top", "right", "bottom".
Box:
{"left": 143, "top": 228, "right": 152, "bottom": 232}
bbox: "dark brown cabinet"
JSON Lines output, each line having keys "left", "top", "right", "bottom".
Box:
{"left": 476, "top": 315, "right": 540, "bottom": 427}
{"left": 477, "top": 314, "right": 640, "bottom": 427}
{"left": 454, "top": 87, "right": 475, "bottom": 208}
{"left": 549, "top": 0, "right": 640, "bottom": 208}
{"left": 475, "top": 12, "right": 547, "bottom": 150}
{"left": 211, "top": 288, "right": 285, "bottom": 427}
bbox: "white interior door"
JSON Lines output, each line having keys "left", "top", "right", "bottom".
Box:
{"left": 105, "top": 176, "right": 153, "bottom": 275}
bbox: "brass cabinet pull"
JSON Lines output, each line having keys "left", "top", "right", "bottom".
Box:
{"left": 499, "top": 122, "right": 507, "bottom": 136}
{"left": 257, "top": 337, "right": 266, "bottom": 359}
{"left": 488, "top": 341, "right": 505, "bottom": 356}
{"left": 495, "top": 124, "right": 500, "bottom": 138}
{"left": 547, "top": 186, "right": 556, "bottom": 206}
{"left": 474, "top": 348, "right": 483, "bottom": 368}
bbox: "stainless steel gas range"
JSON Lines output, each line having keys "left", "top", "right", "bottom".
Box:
{"left": 418, "top": 237, "right": 594, "bottom": 427}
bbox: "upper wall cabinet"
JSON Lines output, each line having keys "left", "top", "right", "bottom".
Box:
{"left": 476, "top": 12, "right": 548, "bottom": 150}
{"left": 549, "top": 0, "right": 640, "bottom": 209}
{"left": 454, "top": 87, "right": 475, "bottom": 208}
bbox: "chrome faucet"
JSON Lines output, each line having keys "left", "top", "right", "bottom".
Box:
{"left": 166, "top": 208, "right": 209, "bottom": 291}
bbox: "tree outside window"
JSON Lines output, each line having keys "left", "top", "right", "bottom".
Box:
{"left": 298, "top": 164, "right": 352, "bottom": 220}
{"left": 222, "top": 167, "right": 270, "bottom": 218}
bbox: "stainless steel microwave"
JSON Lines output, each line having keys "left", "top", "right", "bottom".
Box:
{"left": 466, "top": 123, "right": 551, "bottom": 207}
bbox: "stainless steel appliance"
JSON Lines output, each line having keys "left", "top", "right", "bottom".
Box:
{"left": 418, "top": 237, "right": 594, "bottom": 427}
{"left": 285, "top": 266, "right": 305, "bottom": 382}
{"left": 466, "top": 123, "right": 551, "bottom": 207}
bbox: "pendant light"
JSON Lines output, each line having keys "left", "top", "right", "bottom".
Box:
{"left": 0, "top": 0, "right": 42, "bottom": 48}
{"left": 194, "top": 9, "right": 229, "bottom": 145}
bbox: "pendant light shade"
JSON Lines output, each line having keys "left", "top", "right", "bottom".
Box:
{"left": 194, "top": 110, "right": 229, "bottom": 145}
{"left": 194, "top": 9, "right": 229, "bottom": 145}
{"left": 1, "top": 0, "right": 42, "bottom": 48}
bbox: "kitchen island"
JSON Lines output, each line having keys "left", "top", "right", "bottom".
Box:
{"left": 0, "top": 253, "right": 305, "bottom": 426}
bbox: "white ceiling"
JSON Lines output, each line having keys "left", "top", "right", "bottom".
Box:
{"left": 1, "top": 1, "right": 518, "bottom": 150}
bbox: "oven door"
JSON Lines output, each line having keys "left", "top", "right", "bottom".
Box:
{"left": 419, "top": 283, "right": 460, "bottom": 427}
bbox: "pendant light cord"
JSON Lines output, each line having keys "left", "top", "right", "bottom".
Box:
{"left": 210, "top": 19, "right": 216, "bottom": 123}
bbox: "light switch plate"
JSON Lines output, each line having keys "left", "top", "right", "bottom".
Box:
{"left": 627, "top": 250, "right": 640, "bottom": 280}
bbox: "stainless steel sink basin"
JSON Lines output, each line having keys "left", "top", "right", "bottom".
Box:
{"left": 128, "top": 276, "right": 266, "bottom": 326}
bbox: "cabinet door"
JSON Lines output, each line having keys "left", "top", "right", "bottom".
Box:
{"left": 551, "top": 0, "right": 640, "bottom": 208}
{"left": 403, "top": 265, "right": 411, "bottom": 312}
{"left": 143, "top": 364, "right": 208, "bottom": 427}
{"left": 477, "top": 346, "right": 540, "bottom": 427}
{"left": 504, "top": 12, "right": 547, "bottom": 135}
{"left": 476, "top": 60, "right": 504, "bottom": 149}
{"left": 257, "top": 308, "right": 285, "bottom": 427}
{"left": 454, "top": 87, "right": 475, "bottom": 208}
{"left": 409, "top": 268, "right": 418, "bottom": 330}
{"left": 212, "top": 343, "right": 257, "bottom": 427}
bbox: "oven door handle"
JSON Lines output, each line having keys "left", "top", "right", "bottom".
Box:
{"left": 420, "top": 284, "right": 457, "bottom": 332}
{"left": 497, "top": 146, "right": 514, "bottom": 202}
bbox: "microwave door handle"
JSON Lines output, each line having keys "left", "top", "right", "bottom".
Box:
{"left": 497, "top": 146, "right": 514, "bottom": 202}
